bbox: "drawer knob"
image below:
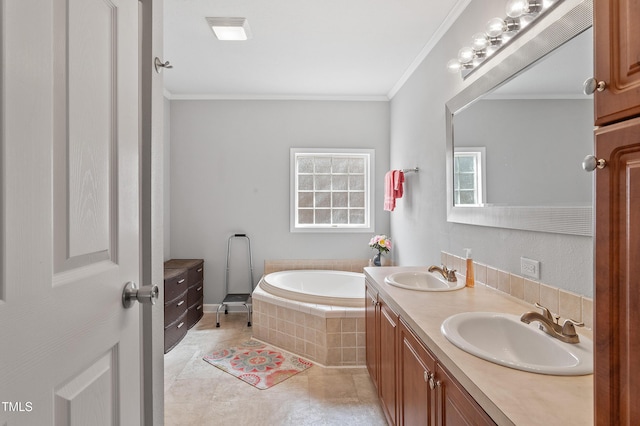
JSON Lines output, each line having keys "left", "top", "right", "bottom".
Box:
{"left": 122, "top": 282, "right": 159, "bottom": 309}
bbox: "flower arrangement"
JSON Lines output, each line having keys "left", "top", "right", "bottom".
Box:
{"left": 369, "top": 235, "right": 391, "bottom": 254}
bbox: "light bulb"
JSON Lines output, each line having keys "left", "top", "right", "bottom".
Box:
{"left": 471, "top": 32, "right": 490, "bottom": 51}
{"left": 457, "top": 46, "right": 475, "bottom": 64}
{"left": 486, "top": 17, "right": 506, "bottom": 37}
{"left": 506, "top": 0, "right": 543, "bottom": 18}
{"left": 505, "top": 0, "right": 528, "bottom": 17}
{"left": 447, "top": 59, "right": 462, "bottom": 74}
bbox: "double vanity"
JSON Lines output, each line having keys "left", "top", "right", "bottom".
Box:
{"left": 364, "top": 266, "right": 593, "bottom": 425}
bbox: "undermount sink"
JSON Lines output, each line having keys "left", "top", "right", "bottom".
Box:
{"left": 441, "top": 312, "right": 593, "bottom": 376}
{"left": 384, "top": 271, "right": 465, "bottom": 292}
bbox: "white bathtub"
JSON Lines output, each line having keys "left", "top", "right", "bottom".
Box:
{"left": 258, "top": 270, "right": 365, "bottom": 308}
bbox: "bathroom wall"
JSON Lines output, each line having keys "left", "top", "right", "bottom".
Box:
{"left": 389, "top": 0, "right": 593, "bottom": 297}
{"left": 169, "top": 100, "right": 390, "bottom": 304}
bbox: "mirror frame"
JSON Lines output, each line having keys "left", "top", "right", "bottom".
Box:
{"left": 445, "top": 0, "right": 593, "bottom": 237}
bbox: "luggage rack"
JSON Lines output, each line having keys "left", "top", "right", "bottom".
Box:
{"left": 216, "top": 233, "right": 254, "bottom": 327}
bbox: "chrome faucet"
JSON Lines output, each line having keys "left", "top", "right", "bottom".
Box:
{"left": 520, "top": 303, "right": 584, "bottom": 344}
{"left": 428, "top": 264, "right": 457, "bottom": 282}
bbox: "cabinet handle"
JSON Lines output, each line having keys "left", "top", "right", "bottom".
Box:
{"left": 582, "top": 155, "right": 607, "bottom": 172}
{"left": 177, "top": 300, "right": 185, "bottom": 307}
{"left": 197, "top": 286, "right": 203, "bottom": 292}
{"left": 424, "top": 371, "right": 432, "bottom": 383}
{"left": 583, "top": 77, "right": 606, "bottom": 95}
{"left": 177, "top": 322, "right": 184, "bottom": 329}
{"left": 429, "top": 375, "right": 441, "bottom": 390}
{"left": 178, "top": 279, "right": 185, "bottom": 284}
{"left": 197, "top": 305, "right": 202, "bottom": 310}
{"left": 197, "top": 268, "right": 203, "bottom": 272}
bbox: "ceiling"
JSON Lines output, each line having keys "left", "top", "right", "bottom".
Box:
{"left": 163, "top": 0, "right": 467, "bottom": 100}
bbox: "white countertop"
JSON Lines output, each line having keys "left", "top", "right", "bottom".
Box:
{"left": 364, "top": 266, "right": 593, "bottom": 426}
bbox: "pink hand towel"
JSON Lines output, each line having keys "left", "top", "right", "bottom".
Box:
{"left": 384, "top": 171, "right": 395, "bottom": 211}
{"left": 384, "top": 170, "right": 405, "bottom": 211}
{"left": 393, "top": 170, "right": 405, "bottom": 199}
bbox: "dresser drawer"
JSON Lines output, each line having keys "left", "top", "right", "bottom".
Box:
{"left": 187, "top": 296, "right": 204, "bottom": 329}
{"left": 194, "top": 263, "right": 204, "bottom": 283}
{"left": 188, "top": 281, "right": 204, "bottom": 307}
{"left": 164, "top": 289, "right": 188, "bottom": 327}
{"left": 164, "top": 268, "right": 188, "bottom": 303}
{"left": 164, "top": 311, "right": 188, "bottom": 353}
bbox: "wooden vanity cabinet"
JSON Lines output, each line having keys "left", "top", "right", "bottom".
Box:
{"left": 379, "top": 297, "right": 400, "bottom": 425}
{"left": 593, "top": 1, "right": 640, "bottom": 424}
{"left": 398, "top": 319, "right": 436, "bottom": 426}
{"left": 366, "top": 280, "right": 495, "bottom": 426}
{"left": 366, "top": 286, "right": 379, "bottom": 388}
{"left": 435, "top": 364, "right": 495, "bottom": 426}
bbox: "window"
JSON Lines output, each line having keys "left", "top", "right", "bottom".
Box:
{"left": 291, "top": 148, "right": 374, "bottom": 232}
{"left": 453, "top": 147, "right": 486, "bottom": 206}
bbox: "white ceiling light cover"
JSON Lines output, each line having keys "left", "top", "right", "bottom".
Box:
{"left": 206, "top": 17, "right": 252, "bottom": 41}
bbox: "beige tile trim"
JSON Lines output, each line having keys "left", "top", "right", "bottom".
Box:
{"left": 443, "top": 251, "right": 593, "bottom": 329}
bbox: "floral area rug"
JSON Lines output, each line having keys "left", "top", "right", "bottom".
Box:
{"left": 203, "top": 340, "right": 313, "bottom": 390}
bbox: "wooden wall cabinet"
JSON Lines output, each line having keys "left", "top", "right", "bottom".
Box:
{"left": 593, "top": 1, "right": 640, "bottom": 424}
{"left": 366, "top": 281, "right": 494, "bottom": 426}
{"left": 593, "top": 0, "right": 640, "bottom": 126}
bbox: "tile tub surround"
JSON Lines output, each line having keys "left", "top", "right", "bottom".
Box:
{"left": 442, "top": 251, "right": 594, "bottom": 329}
{"left": 254, "top": 260, "right": 370, "bottom": 367}
{"left": 263, "top": 258, "right": 370, "bottom": 275}
{"left": 252, "top": 284, "right": 366, "bottom": 367}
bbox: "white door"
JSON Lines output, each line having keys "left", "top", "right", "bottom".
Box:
{"left": 1, "top": 0, "right": 145, "bottom": 425}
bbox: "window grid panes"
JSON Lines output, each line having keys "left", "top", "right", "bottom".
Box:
{"left": 295, "top": 153, "right": 369, "bottom": 229}
{"left": 454, "top": 151, "right": 482, "bottom": 206}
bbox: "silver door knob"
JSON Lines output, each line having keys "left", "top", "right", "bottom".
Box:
{"left": 582, "top": 155, "right": 607, "bottom": 172}
{"left": 583, "top": 78, "right": 606, "bottom": 95}
{"left": 122, "top": 282, "right": 159, "bottom": 308}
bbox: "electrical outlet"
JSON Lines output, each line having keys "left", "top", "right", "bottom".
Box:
{"left": 520, "top": 257, "right": 540, "bottom": 280}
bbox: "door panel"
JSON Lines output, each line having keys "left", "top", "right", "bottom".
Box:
{"left": 594, "top": 0, "right": 640, "bottom": 125}
{"left": 594, "top": 117, "right": 640, "bottom": 425}
{"left": 0, "top": 1, "right": 142, "bottom": 424}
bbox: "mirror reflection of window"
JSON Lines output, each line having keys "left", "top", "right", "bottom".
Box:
{"left": 453, "top": 148, "right": 486, "bottom": 206}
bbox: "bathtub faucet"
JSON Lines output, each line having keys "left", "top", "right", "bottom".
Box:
{"left": 428, "top": 264, "right": 457, "bottom": 282}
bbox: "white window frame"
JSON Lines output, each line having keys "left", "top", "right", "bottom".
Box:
{"left": 453, "top": 147, "right": 486, "bottom": 206}
{"left": 290, "top": 148, "right": 375, "bottom": 233}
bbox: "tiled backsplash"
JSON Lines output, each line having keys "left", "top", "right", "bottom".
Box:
{"left": 264, "top": 259, "right": 370, "bottom": 275}
{"left": 442, "top": 251, "right": 594, "bottom": 329}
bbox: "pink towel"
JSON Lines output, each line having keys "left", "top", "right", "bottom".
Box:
{"left": 384, "top": 170, "right": 405, "bottom": 211}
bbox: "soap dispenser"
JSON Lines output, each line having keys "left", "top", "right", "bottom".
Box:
{"left": 465, "top": 248, "right": 475, "bottom": 288}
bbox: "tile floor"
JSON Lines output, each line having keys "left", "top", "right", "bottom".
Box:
{"left": 164, "top": 312, "right": 387, "bottom": 425}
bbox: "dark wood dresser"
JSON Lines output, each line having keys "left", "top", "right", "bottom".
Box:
{"left": 163, "top": 259, "right": 204, "bottom": 353}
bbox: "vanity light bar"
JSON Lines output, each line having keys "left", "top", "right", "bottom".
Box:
{"left": 446, "top": 0, "right": 561, "bottom": 76}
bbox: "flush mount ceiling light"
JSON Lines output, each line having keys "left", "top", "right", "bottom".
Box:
{"left": 446, "top": 0, "right": 560, "bottom": 76}
{"left": 206, "top": 17, "right": 252, "bottom": 41}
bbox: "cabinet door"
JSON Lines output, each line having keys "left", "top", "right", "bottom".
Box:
{"left": 435, "top": 364, "right": 495, "bottom": 426}
{"left": 594, "top": 117, "right": 640, "bottom": 425}
{"left": 379, "top": 299, "right": 399, "bottom": 425}
{"left": 365, "top": 284, "right": 379, "bottom": 389}
{"left": 399, "top": 320, "right": 437, "bottom": 426}
{"left": 594, "top": 0, "right": 640, "bottom": 126}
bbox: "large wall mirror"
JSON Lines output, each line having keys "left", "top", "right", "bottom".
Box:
{"left": 445, "top": 0, "right": 593, "bottom": 236}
